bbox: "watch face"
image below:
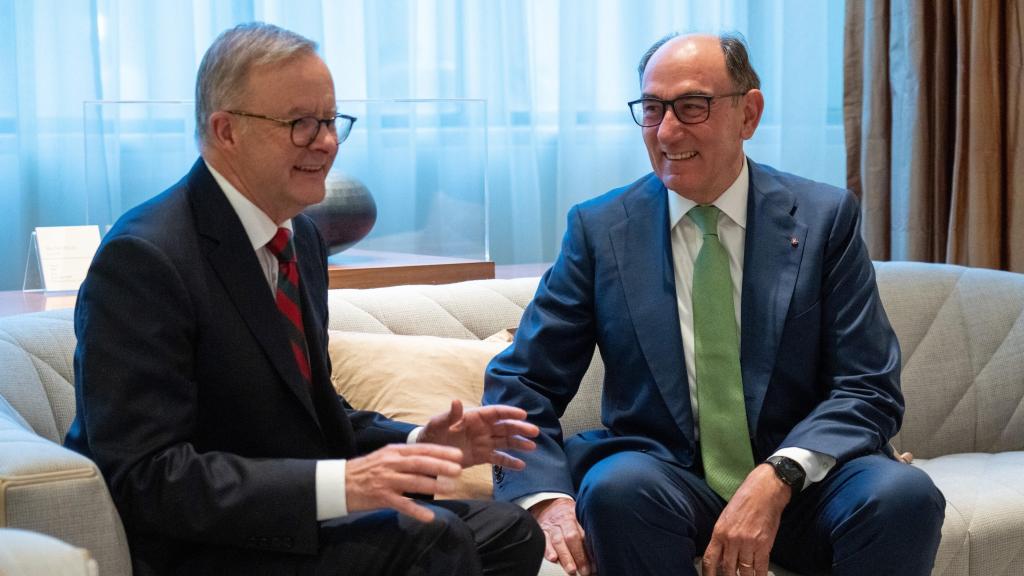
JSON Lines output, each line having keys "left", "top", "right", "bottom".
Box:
{"left": 771, "top": 457, "right": 805, "bottom": 487}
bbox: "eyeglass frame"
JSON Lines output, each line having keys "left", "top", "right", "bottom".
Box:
{"left": 627, "top": 92, "right": 749, "bottom": 127}
{"left": 226, "top": 110, "right": 357, "bottom": 147}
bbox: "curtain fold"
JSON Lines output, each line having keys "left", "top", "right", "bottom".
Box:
{"left": 1010, "top": 1, "right": 1024, "bottom": 271}
{"left": 0, "top": 0, "right": 846, "bottom": 290}
{"left": 844, "top": 0, "right": 890, "bottom": 257}
{"left": 846, "top": 0, "right": 1023, "bottom": 271}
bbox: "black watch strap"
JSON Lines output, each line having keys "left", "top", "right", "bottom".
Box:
{"left": 765, "top": 455, "right": 806, "bottom": 492}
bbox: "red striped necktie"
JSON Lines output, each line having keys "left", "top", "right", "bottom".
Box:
{"left": 266, "top": 228, "right": 312, "bottom": 386}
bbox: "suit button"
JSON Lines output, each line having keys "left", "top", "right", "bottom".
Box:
{"left": 493, "top": 465, "right": 505, "bottom": 483}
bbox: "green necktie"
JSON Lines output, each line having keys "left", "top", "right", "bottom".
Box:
{"left": 689, "top": 205, "right": 754, "bottom": 500}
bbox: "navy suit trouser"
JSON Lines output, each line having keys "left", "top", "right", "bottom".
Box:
{"left": 173, "top": 499, "right": 544, "bottom": 576}
{"left": 575, "top": 451, "right": 944, "bottom": 576}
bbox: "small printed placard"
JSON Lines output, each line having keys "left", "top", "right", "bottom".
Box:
{"left": 34, "top": 225, "right": 101, "bottom": 292}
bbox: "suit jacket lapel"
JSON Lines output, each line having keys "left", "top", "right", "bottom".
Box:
{"left": 610, "top": 176, "right": 696, "bottom": 445}
{"left": 740, "top": 160, "right": 806, "bottom": 430}
{"left": 186, "top": 160, "right": 321, "bottom": 426}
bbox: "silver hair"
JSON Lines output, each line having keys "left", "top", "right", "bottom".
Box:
{"left": 195, "top": 22, "right": 318, "bottom": 146}
{"left": 637, "top": 31, "right": 761, "bottom": 92}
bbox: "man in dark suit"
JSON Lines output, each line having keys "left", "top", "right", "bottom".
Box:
{"left": 65, "top": 22, "right": 543, "bottom": 576}
{"left": 483, "top": 32, "right": 944, "bottom": 576}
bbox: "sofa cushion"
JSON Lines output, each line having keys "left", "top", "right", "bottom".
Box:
{"left": 328, "top": 330, "right": 510, "bottom": 500}
{"left": 914, "top": 452, "right": 1024, "bottom": 576}
{"left": 326, "top": 279, "right": 607, "bottom": 438}
{"left": 0, "top": 528, "right": 98, "bottom": 576}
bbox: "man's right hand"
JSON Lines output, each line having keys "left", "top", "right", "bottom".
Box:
{"left": 346, "top": 444, "right": 463, "bottom": 523}
{"left": 531, "top": 497, "right": 592, "bottom": 576}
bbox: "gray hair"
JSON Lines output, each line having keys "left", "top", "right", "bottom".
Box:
{"left": 637, "top": 32, "right": 761, "bottom": 92}
{"left": 195, "top": 22, "right": 318, "bottom": 145}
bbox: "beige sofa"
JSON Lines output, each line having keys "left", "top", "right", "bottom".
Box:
{"left": 1, "top": 261, "right": 1022, "bottom": 575}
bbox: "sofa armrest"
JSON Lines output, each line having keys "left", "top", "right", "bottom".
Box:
{"left": 0, "top": 528, "right": 99, "bottom": 576}
{"left": 1, "top": 410, "right": 132, "bottom": 576}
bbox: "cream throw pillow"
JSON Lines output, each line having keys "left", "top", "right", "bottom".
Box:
{"left": 328, "top": 330, "right": 511, "bottom": 500}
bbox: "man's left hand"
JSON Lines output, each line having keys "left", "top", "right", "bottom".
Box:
{"left": 419, "top": 399, "right": 539, "bottom": 469}
{"left": 702, "top": 463, "right": 791, "bottom": 576}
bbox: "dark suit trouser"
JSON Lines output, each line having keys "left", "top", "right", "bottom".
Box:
{"left": 575, "top": 451, "right": 945, "bottom": 576}
{"left": 174, "top": 499, "right": 544, "bottom": 576}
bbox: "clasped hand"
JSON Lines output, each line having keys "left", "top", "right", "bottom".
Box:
{"left": 701, "top": 463, "right": 790, "bottom": 576}
{"left": 347, "top": 400, "right": 539, "bottom": 522}
{"left": 532, "top": 497, "right": 591, "bottom": 576}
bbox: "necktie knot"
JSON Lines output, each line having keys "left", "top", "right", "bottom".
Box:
{"left": 688, "top": 205, "right": 720, "bottom": 237}
{"left": 267, "top": 228, "right": 295, "bottom": 263}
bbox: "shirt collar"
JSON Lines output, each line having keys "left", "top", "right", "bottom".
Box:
{"left": 667, "top": 157, "right": 749, "bottom": 231}
{"left": 205, "top": 160, "right": 293, "bottom": 251}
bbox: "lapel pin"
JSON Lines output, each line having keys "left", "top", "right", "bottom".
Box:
{"left": 790, "top": 238, "right": 799, "bottom": 247}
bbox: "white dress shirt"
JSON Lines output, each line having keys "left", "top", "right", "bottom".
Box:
{"left": 518, "top": 160, "right": 833, "bottom": 511}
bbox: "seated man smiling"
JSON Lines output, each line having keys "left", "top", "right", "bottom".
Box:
{"left": 484, "top": 31, "right": 945, "bottom": 576}
{"left": 65, "top": 22, "right": 543, "bottom": 576}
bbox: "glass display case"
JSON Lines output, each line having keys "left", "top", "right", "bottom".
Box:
{"left": 83, "top": 99, "right": 489, "bottom": 265}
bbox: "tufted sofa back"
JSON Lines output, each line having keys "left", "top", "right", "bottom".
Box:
{"left": 874, "top": 262, "right": 1024, "bottom": 457}
{"left": 0, "top": 309, "right": 76, "bottom": 444}
{"left": 325, "top": 262, "right": 1024, "bottom": 459}
{"left": 1, "top": 262, "right": 1022, "bottom": 463}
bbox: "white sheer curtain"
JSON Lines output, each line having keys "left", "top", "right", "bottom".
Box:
{"left": 0, "top": 0, "right": 845, "bottom": 289}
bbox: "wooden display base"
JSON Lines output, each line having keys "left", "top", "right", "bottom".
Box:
{"left": 328, "top": 249, "right": 495, "bottom": 289}
{"left": 0, "top": 291, "right": 78, "bottom": 318}
{"left": 0, "top": 252, "right": 497, "bottom": 317}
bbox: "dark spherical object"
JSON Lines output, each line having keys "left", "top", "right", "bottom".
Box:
{"left": 303, "top": 174, "right": 377, "bottom": 255}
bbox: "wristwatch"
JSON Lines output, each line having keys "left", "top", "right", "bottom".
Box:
{"left": 765, "top": 455, "right": 806, "bottom": 493}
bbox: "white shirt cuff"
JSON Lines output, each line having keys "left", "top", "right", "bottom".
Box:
{"left": 514, "top": 492, "right": 575, "bottom": 511}
{"left": 408, "top": 426, "right": 424, "bottom": 444}
{"left": 771, "top": 447, "right": 836, "bottom": 490}
{"left": 315, "top": 459, "right": 348, "bottom": 521}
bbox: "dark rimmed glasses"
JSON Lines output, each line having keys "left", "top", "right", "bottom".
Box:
{"left": 627, "top": 92, "right": 747, "bottom": 127}
{"left": 227, "top": 110, "right": 357, "bottom": 147}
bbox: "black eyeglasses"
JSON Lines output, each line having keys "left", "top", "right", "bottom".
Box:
{"left": 227, "top": 110, "right": 357, "bottom": 147}
{"left": 627, "top": 92, "right": 747, "bottom": 127}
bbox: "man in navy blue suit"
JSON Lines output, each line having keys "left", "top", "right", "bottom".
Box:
{"left": 66, "top": 22, "right": 543, "bottom": 576}
{"left": 484, "top": 32, "right": 944, "bottom": 576}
